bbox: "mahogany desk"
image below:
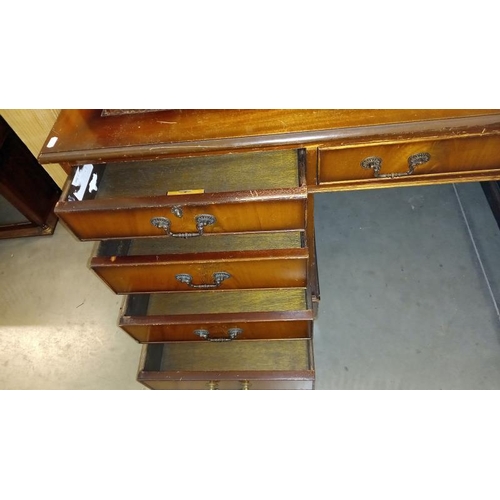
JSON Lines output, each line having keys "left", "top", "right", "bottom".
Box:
{"left": 39, "top": 110, "right": 500, "bottom": 389}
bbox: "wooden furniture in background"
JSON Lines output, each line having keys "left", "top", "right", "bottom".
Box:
{"left": 0, "top": 109, "right": 66, "bottom": 188}
{"left": 0, "top": 115, "right": 61, "bottom": 239}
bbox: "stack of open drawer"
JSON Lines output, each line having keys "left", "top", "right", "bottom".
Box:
{"left": 40, "top": 109, "right": 500, "bottom": 390}
{"left": 55, "top": 148, "right": 318, "bottom": 389}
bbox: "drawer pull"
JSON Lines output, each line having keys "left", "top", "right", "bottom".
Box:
{"left": 194, "top": 327, "right": 242, "bottom": 342}
{"left": 240, "top": 380, "right": 251, "bottom": 390}
{"left": 176, "top": 271, "right": 231, "bottom": 289}
{"left": 361, "top": 152, "right": 431, "bottom": 178}
{"left": 150, "top": 214, "right": 216, "bottom": 238}
{"left": 207, "top": 381, "right": 219, "bottom": 390}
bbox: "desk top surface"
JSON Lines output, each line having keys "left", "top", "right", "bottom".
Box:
{"left": 38, "top": 109, "right": 500, "bottom": 165}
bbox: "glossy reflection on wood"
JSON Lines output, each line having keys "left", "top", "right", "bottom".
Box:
{"left": 39, "top": 109, "right": 500, "bottom": 166}
{"left": 57, "top": 193, "right": 306, "bottom": 240}
{"left": 54, "top": 148, "right": 307, "bottom": 240}
{"left": 92, "top": 249, "right": 309, "bottom": 293}
{"left": 122, "top": 320, "right": 312, "bottom": 343}
{"left": 91, "top": 231, "right": 310, "bottom": 293}
{"left": 37, "top": 109, "right": 500, "bottom": 390}
{"left": 119, "top": 288, "right": 315, "bottom": 342}
{"left": 319, "top": 133, "right": 500, "bottom": 187}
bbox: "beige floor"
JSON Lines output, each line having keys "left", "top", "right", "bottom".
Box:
{"left": 0, "top": 222, "right": 143, "bottom": 389}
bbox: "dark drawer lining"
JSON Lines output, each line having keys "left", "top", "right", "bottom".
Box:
{"left": 96, "top": 231, "right": 305, "bottom": 257}
{"left": 142, "top": 339, "right": 313, "bottom": 372}
{"left": 70, "top": 149, "right": 302, "bottom": 201}
{"left": 124, "top": 289, "right": 309, "bottom": 317}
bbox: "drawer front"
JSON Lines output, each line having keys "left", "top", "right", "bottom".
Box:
{"left": 120, "top": 288, "right": 315, "bottom": 343}
{"left": 123, "top": 319, "right": 312, "bottom": 343}
{"left": 56, "top": 196, "right": 307, "bottom": 240}
{"left": 94, "top": 255, "right": 308, "bottom": 293}
{"left": 55, "top": 148, "right": 307, "bottom": 240}
{"left": 91, "top": 231, "right": 309, "bottom": 293}
{"left": 318, "top": 133, "right": 500, "bottom": 189}
{"left": 141, "top": 379, "right": 314, "bottom": 390}
{"left": 137, "top": 339, "right": 315, "bottom": 390}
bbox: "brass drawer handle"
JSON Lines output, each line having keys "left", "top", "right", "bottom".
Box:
{"left": 193, "top": 327, "right": 242, "bottom": 342}
{"left": 176, "top": 271, "right": 231, "bottom": 289}
{"left": 361, "top": 152, "right": 431, "bottom": 178}
{"left": 150, "top": 214, "right": 216, "bottom": 238}
{"left": 207, "top": 380, "right": 250, "bottom": 390}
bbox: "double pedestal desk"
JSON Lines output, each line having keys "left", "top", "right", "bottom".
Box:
{"left": 38, "top": 110, "right": 500, "bottom": 390}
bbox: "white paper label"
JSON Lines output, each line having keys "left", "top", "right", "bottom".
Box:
{"left": 71, "top": 164, "right": 94, "bottom": 201}
{"left": 88, "top": 173, "right": 98, "bottom": 194}
{"left": 46, "top": 137, "right": 58, "bottom": 148}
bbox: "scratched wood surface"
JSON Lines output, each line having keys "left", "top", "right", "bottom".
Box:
{"left": 39, "top": 109, "right": 500, "bottom": 165}
{"left": 96, "top": 149, "right": 299, "bottom": 198}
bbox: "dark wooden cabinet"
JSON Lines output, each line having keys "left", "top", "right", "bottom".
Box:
{"left": 39, "top": 109, "right": 500, "bottom": 389}
{"left": 0, "top": 115, "right": 60, "bottom": 239}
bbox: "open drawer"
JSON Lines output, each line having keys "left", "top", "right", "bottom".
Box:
{"left": 137, "top": 338, "right": 315, "bottom": 390}
{"left": 90, "top": 230, "right": 312, "bottom": 293}
{"left": 55, "top": 149, "right": 308, "bottom": 240}
{"left": 119, "top": 287, "right": 316, "bottom": 343}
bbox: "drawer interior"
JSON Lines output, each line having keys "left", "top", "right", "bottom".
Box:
{"left": 96, "top": 231, "right": 305, "bottom": 257}
{"left": 142, "top": 339, "right": 313, "bottom": 372}
{"left": 124, "top": 288, "right": 309, "bottom": 316}
{"left": 66, "top": 149, "right": 302, "bottom": 202}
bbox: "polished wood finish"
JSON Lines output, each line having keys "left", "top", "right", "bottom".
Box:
{"left": 0, "top": 115, "right": 61, "bottom": 238}
{"left": 91, "top": 231, "right": 309, "bottom": 294}
{"left": 40, "top": 110, "right": 500, "bottom": 193}
{"left": 318, "top": 133, "right": 500, "bottom": 190}
{"left": 143, "top": 380, "right": 314, "bottom": 390}
{"left": 39, "top": 109, "right": 500, "bottom": 165}
{"left": 54, "top": 149, "right": 307, "bottom": 240}
{"left": 119, "top": 288, "right": 315, "bottom": 343}
{"left": 57, "top": 194, "right": 307, "bottom": 240}
{"left": 123, "top": 319, "right": 312, "bottom": 343}
{"left": 37, "top": 109, "right": 500, "bottom": 390}
{"left": 137, "top": 339, "right": 314, "bottom": 390}
{"left": 93, "top": 248, "right": 309, "bottom": 293}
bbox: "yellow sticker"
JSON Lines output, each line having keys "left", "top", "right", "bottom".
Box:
{"left": 167, "top": 189, "right": 205, "bottom": 196}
